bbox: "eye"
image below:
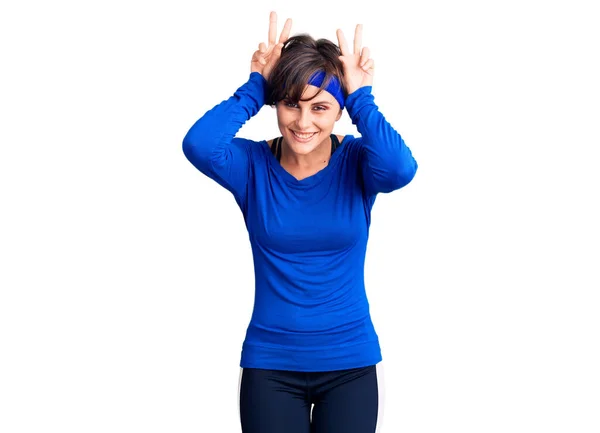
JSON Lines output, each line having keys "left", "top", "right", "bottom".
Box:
{"left": 313, "top": 106, "right": 327, "bottom": 111}
{"left": 283, "top": 101, "right": 298, "bottom": 108}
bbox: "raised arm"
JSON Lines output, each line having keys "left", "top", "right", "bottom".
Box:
{"left": 337, "top": 25, "right": 418, "bottom": 196}
{"left": 182, "top": 12, "right": 292, "bottom": 203}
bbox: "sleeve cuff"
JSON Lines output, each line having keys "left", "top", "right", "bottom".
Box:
{"left": 345, "top": 86, "right": 375, "bottom": 124}
{"left": 248, "top": 72, "right": 268, "bottom": 105}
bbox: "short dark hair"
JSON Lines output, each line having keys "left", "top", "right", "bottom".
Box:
{"left": 266, "top": 34, "right": 347, "bottom": 106}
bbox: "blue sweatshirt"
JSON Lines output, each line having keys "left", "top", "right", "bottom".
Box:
{"left": 183, "top": 72, "right": 417, "bottom": 372}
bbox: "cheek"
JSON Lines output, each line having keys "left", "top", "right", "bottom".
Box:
{"left": 317, "top": 112, "right": 339, "bottom": 128}
{"left": 276, "top": 110, "right": 294, "bottom": 126}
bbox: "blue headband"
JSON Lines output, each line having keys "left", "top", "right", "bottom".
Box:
{"left": 307, "top": 71, "right": 345, "bottom": 109}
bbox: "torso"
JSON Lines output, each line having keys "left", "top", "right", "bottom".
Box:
{"left": 240, "top": 133, "right": 382, "bottom": 371}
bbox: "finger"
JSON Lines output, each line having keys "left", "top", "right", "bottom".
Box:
{"left": 336, "top": 29, "right": 350, "bottom": 56}
{"left": 268, "top": 11, "right": 277, "bottom": 46}
{"left": 268, "top": 42, "right": 283, "bottom": 68}
{"left": 360, "top": 47, "right": 370, "bottom": 66}
{"left": 252, "top": 50, "right": 267, "bottom": 65}
{"left": 353, "top": 24, "right": 363, "bottom": 55}
{"left": 259, "top": 42, "right": 267, "bottom": 53}
{"left": 263, "top": 42, "right": 284, "bottom": 78}
{"left": 279, "top": 18, "right": 292, "bottom": 43}
{"left": 268, "top": 42, "right": 284, "bottom": 66}
{"left": 362, "top": 58, "right": 374, "bottom": 73}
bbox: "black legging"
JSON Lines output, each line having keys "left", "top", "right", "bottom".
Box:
{"left": 239, "top": 364, "right": 382, "bottom": 433}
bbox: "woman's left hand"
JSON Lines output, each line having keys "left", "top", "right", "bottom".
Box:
{"left": 336, "top": 24, "right": 374, "bottom": 95}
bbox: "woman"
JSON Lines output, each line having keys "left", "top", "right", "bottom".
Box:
{"left": 183, "top": 11, "right": 417, "bottom": 433}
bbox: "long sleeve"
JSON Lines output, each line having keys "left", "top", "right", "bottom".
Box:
{"left": 345, "top": 86, "right": 418, "bottom": 196}
{"left": 182, "top": 72, "right": 268, "bottom": 205}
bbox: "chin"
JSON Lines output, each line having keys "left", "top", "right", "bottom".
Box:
{"left": 285, "top": 131, "right": 323, "bottom": 154}
{"left": 288, "top": 142, "right": 320, "bottom": 156}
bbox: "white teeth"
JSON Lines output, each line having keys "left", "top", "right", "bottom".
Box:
{"left": 293, "top": 131, "right": 316, "bottom": 139}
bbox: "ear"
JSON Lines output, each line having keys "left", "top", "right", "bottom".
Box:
{"left": 335, "top": 109, "right": 343, "bottom": 121}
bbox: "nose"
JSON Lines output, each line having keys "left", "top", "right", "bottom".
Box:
{"left": 296, "top": 109, "right": 312, "bottom": 131}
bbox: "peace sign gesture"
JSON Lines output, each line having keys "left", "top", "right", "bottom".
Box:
{"left": 251, "top": 11, "right": 293, "bottom": 80}
{"left": 336, "top": 24, "right": 374, "bottom": 95}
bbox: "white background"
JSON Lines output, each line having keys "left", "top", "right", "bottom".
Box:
{"left": 1, "top": 0, "right": 599, "bottom": 432}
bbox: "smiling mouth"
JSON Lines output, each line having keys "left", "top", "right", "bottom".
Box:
{"left": 292, "top": 131, "right": 318, "bottom": 141}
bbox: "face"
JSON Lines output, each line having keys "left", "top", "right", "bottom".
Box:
{"left": 275, "top": 85, "right": 343, "bottom": 157}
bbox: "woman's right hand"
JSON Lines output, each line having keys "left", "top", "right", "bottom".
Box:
{"left": 251, "top": 11, "right": 292, "bottom": 80}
